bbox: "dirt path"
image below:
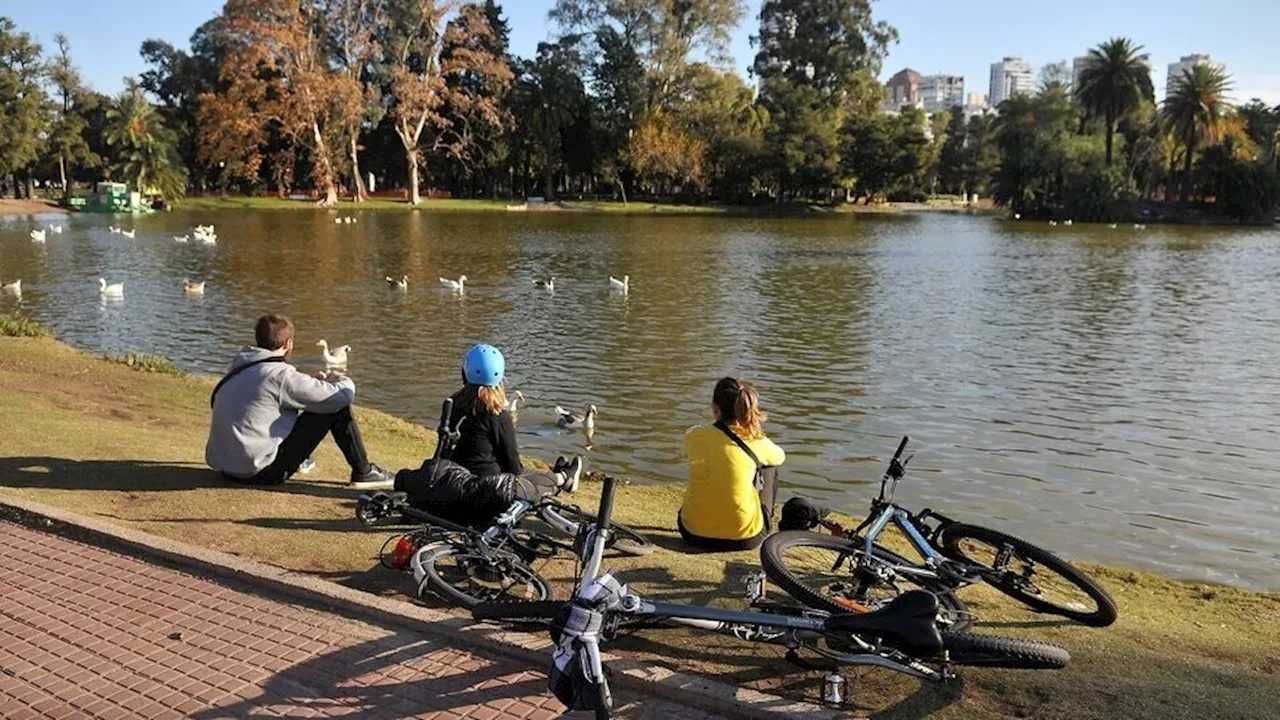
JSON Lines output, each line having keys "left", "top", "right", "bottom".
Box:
{"left": 0, "top": 198, "right": 66, "bottom": 216}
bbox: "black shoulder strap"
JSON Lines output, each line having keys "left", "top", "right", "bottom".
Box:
{"left": 715, "top": 421, "right": 761, "bottom": 468}
{"left": 210, "top": 356, "right": 288, "bottom": 407}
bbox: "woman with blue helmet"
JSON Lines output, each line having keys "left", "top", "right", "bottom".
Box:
{"left": 449, "top": 343, "right": 581, "bottom": 496}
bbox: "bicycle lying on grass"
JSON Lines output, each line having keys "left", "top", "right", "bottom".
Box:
{"left": 472, "top": 477, "right": 1070, "bottom": 717}
{"left": 355, "top": 398, "right": 653, "bottom": 607}
{"left": 762, "top": 437, "right": 1118, "bottom": 630}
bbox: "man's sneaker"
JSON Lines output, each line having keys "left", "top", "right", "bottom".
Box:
{"left": 297, "top": 458, "right": 317, "bottom": 474}
{"left": 350, "top": 463, "right": 395, "bottom": 490}
{"left": 559, "top": 457, "right": 582, "bottom": 494}
{"left": 553, "top": 456, "right": 568, "bottom": 474}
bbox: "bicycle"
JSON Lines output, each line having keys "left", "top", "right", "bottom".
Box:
{"left": 355, "top": 399, "right": 653, "bottom": 608}
{"left": 472, "top": 476, "right": 1071, "bottom": 717}
{"left": 761, "top": 436, "right": 1118, "bottom": 629}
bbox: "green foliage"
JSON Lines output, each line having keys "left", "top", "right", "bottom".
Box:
{"left": 101, "top": 351, "right": 186, "bottom": 376}
{"left": 1162, "top": 63, "right": 1233, "bottom": 203}
{"left": 0, "top": 315, "right": 52, "bottom": 338}
{"left": 0, "top": 18, "right": 49, "bottom": 189}
{"left": 1197, "top": 146, "right": 1280, "bottom": 220}
{"left": 993, "top": 87, "right": 1101, "bottom": 218}
{"left": 1062, "top": 165, "right": 1139, "bottom": 222}
{"left": 841, "top": 107, "right": 929, "bottom": 203}
{"left": 1074, "top": 38, "right": 1155, "bottom": 165}
{"left": 514, "top": 39, "right": 590, "bottom": 198}
{"left": 46, "top": 33, "right": 99, "bottom": 194}
{"left": 105, "top": 81, "right": 189, "bottom": 200}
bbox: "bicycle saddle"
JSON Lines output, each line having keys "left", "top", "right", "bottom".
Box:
{"left": 823, "top": 590, "right": 944, "bottom": 657}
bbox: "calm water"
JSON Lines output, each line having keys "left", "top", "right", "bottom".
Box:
{"left": 2, "top": 209, "right": 1278, "bottom": 589}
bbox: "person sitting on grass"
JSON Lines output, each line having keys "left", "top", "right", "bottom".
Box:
{"left": 678, "top": 377, "right": 785, "bottom": 551}
{"left": 205, "top": 313, "right": 394, "bottom": 489}
{"left": 392, "top": 344, "right": 582, "bottom": 527}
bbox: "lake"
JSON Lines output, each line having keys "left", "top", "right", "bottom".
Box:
{"left": 2, "top": 208, "right": 1278, "bottom": 590}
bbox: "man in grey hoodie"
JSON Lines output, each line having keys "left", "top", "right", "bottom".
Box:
{"left": 205, "top": 313, "right": 394, "bottom": 489}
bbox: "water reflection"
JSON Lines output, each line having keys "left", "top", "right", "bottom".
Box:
{"left": 1, "top": 210, "right": 1277, "bottom": 589}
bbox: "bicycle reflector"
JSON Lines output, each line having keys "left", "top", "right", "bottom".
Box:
{"left": 391, "top": 535, "right": 416, "bottom": 569}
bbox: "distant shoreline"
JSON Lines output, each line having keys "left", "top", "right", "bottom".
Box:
{"left": 0, "top": 198, "right": 67, "bottom": 217}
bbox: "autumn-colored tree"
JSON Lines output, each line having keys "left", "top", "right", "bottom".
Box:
{"left": 207, "top": 0, "right": 354, "bottom": 205}
{"left": 625, "top": 111, "right": 706, "bottom": 195}
{"left": 385, "top": 0, "right": 511, "bottom": 204}
{"left": 326, "top": 0, "right": 385, "bottom": 201}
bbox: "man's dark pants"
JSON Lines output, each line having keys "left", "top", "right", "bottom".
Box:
{"left": 232, "top": 406, "right": 371, "bottom": 485}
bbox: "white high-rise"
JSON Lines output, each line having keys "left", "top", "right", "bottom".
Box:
{"left": 920, "top": 75, "right": 966, "bottom": 113}
{"left": 1166, "top": 54, "right": 1225, "bottom": 98}
{"left": 989, "top": 57, "right": 1035, "bottom": 106}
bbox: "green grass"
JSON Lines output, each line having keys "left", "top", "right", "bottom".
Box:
{"left": 101, "top": 351, "right": 186, "bottom": 375}
{"left": 0, "top": 315, "right": 52, "bottom": 338}
{"left": 1, "top": 335, "right": 1278, "bottom": 719}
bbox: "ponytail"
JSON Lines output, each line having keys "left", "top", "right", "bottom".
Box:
{"left": 713, "top": 377, "right": 767, "bottom": 439}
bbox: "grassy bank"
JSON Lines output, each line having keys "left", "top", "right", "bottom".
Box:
{"left": 1, "top": 334, "right": 1278, "bottom": 719}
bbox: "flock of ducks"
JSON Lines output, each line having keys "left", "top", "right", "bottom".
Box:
{"left": 1014, "top": 214, "right": 1148, "bottom": 230}
{"left": 7, "top": 221, "right": 216, "bottom": 300}
{"left": 376, "top": 273, "right": 629, "bottom": 297}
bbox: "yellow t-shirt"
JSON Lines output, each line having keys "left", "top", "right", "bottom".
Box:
{"left": 679, "top": 424, "right": 786, "bottom": 541}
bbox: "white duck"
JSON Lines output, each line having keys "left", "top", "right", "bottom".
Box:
{"left": 440, "top": 275, "right": 468, "bottom": 292}
{"left": 1108, "top": 223, "right": 1118, "bottom": 229}
{"left": 29, "top": 229, "right": 46, "bottom": 242}
{"left": 316, "top": 339, "right": 350, "bottom": 368}
{"left": 386, "top": 275, "right": 409, "bottom": 290}
{"left": 199, "top": 233, "right": 217, "bottom": 245}
{"left": 533, "top": 277, "right": 555, "bottom": 291}
{"left": 108, "top": 226, "right": 121, "bottom": 234}
{"left": 506, "top": 390, "right": 525, "bottom": 413}
{"left": 1013, "top": 213, "right": 1021, "bottom": 220}
{"left": 120, "top": 229, "right": 136, "bottom": 239}
{"left": 609, "top": 275, "right": 629, "bottom": 294}
{"left": 49, "top": 224, "right": 63, "bottom": 234}
{"left": 98, "top": 278, "right": 124, "bottom": 297}
{"left": 555, "top": 405, "right": 598, "bottom": 430}
{"left": 1063, "top": 219, "right": 1074, "bottom": 227}
{"left": 174, "top": 235, "right": 189, "bottom": 243}
{"left": 1, "top": 279, "right": 20, "bottom": 294}
{"left": 1048, "top": 220, "right": 1058, "bottom": 227}
{"left": 182, "top": 278, "right": 206, "bottom": 294}
{"left": 335, "top": 218, "right": 343, "bottom": 224}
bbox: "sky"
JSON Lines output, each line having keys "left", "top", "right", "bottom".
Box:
{"left": 4, "top": 0, "right": 1279, "bottom": 105}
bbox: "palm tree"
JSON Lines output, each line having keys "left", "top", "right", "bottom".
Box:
{"left": 1074, "top": 38, "right": 1155, "bottom": 166}
{"left": 1161, "top": 64, "right": 1232, "bottom": 204}
{"left": 104, "top": 81, "right": 188, "bottom": 200}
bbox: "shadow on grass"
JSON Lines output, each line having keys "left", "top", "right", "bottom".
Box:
{"left": 0, "top": 456, "right": 365, "bottom": 501}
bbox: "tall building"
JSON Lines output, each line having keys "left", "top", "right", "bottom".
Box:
{"left": 1166, "top": 54, "right": 1225, "bottom": 97}
{"left": 920, "top": 74, "right": 965, "bottom": 113}
{"left": 989, "top": 57, "right": 1035, "bottom": 106}
{"left": 1071, "top": 56, "right": 1090, "bottom": 94}
{"left": 964, "top": 92, "right": 990, "bottom": 120}
{"left": 883, "top": 68, "right": 923, "bottom": 112}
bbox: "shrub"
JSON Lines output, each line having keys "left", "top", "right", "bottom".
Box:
{"left": 1062, "top": 165, "right": 1139, "bottom": 223}
{"left": 0, "top": 315, "right": 52, "bottom": 338}
{"left": 101, "top": 352, "right": 186, "bottom": 376}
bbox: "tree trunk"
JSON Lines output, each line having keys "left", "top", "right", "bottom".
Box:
{"left": 1180, "top": 133, "right": 1194, "bottom": 205}
{"left": 311, "top": 120, "right": 340, "bottom": 207}
{"left": 59, "top": 154, "right": 69, "bottom": 198}
{"left": 349, "top": 134, "right": 367, "bottom": 202}
{"left": 407, "top": 147, "right": 421, "bottom": 205}
{"left": 616, "top": 177, "right": 627, "bottom": 205}
{"left": 1104, "top": 115, "right": 1115, "bottom": 166}
{"left": 542, "top": 162, "right": 555, "bottom": 200}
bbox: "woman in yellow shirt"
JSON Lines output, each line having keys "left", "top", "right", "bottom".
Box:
{"left": 678, "top": 377, "right": 786, "bottom": 551}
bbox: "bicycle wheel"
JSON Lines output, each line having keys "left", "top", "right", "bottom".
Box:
{"left": 942, "top": 632, "right": 1070, "bottom": 669}
{"left": 760, "top": 531, "right": 971, "bottom": 631}
{"left": 418, "top": 545, "right": 552, "bottom": 608}
{"left": 937, "top": 523, "right": 1117, "bottom": 627}
{"left": 538, "top": 501, "right": 656, "bottom": 557}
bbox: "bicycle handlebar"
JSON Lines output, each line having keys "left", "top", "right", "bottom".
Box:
{"left": 597, "top": 476, "right": 617, "bottom": 533}
{"left": 891, "top": 436, "right": 910, "bottom": 464}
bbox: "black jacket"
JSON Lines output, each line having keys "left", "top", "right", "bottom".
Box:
{"left": 393, "top": 458, "right": 518, "bottom": 528}
{"left": 449, "top": 388, "right": 522, "bottom": 477}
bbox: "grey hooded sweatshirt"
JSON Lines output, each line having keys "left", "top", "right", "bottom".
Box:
{"left": 205, "top": 346, "right": 357, "bottom": 478}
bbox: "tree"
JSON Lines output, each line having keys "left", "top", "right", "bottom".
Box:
{"left": 625, "top": 111, "right": 705, "bottom": 195}
{"left": 208, "top": 0, "right": 354, "bottom": 206}
{"left": 325, "top": 0, "right": 385, "bottom": 202}
{"left": 841, "top": 107, "right": 928, "bottom": 203}
{"left": 962, "top": 113, "right": 998, "bottom": 197}
{"left": 104, "top": 81, "right": 188, "bottom": 200}
{"left": 1237, "top": 99, "right": 1279, "bottom": 168}
{"left": 752, "top": 0, "right": 896, "bottom": 199}
{"left": 140, "top": 20, "right": 225, "bottom": 190}
{"left": 683, "top": 65, "right": 768, "bottom": 201}
{"left": 591, "top": 25, "right": 646, "bottom": 200}
{"left": 1162, "top": 63, "right": 1232, "bottom": 204}
{"left": 0, "top": 18, "right": 48, "bottom": 199}
{"left": 385, "top": 0, "right": 512, "bottom": 205}
{"left": 1074, "top": 38, "right": 1155, "bottom": 166}
{"left": 937, "top": 107, "right": 967, "bottom": 194}
{"left": 513, "top": 39, "right": 589, "bottom": 199}
{"left": 437, "top": 1, "right": 515, "bottom": 194}
{"left": 46, "top": 33, "right": 99, "bottom": 196}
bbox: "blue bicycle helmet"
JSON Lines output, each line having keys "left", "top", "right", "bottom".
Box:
{"left": 463, "top": 344, "right": 505, "bottom": 387}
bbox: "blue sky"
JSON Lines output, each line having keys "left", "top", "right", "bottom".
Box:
{"left": 5, "top": 0, "right": 1278, "bottom": 104}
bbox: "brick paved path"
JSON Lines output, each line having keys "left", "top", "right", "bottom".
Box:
{"left": 0, "top": 521, "right": 723, "bottom": 719}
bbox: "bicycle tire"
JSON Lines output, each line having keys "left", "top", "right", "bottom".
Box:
{"left": 942, "top": 632, "right": 1070, "bottom": 669}
{"left": 760, "top": 531, "right": 972, "bottom": 631}
{"left": 418, "top": 545, "right": 553, "bottom": 608}
{"left": 937, "top": 523, "right": 1117, "bottom": 627}
{"left": 538, "top": 502, "right": 656, "bottom": 557}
